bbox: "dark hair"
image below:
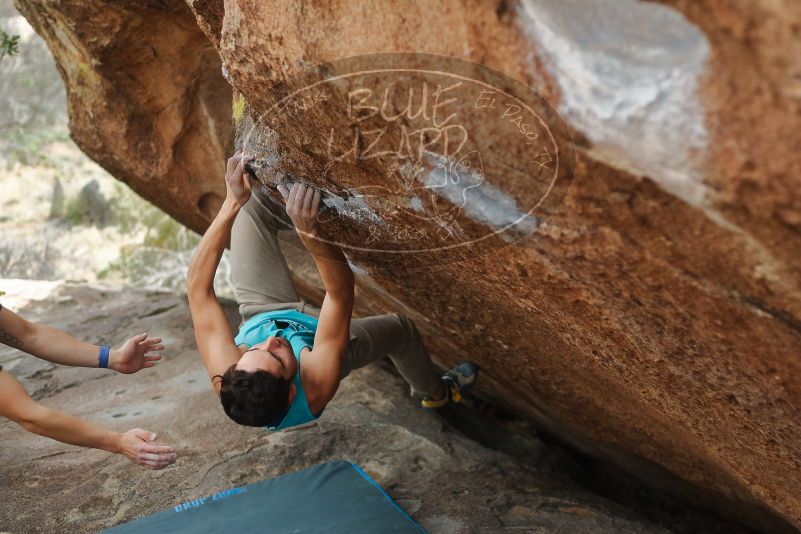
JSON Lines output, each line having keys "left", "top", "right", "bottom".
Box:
{"left": 215, "top": 365, "right": 291, "bottom": 427}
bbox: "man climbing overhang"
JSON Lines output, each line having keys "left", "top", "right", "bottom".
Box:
{"left": 187, "top": 153, "right": 478, "bottom": 430}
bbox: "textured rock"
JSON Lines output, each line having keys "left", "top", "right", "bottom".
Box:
{"left": 13, "top": 0, "right": 233, "bottom": 234}
{"left": 15, "top": 0, "right": 801, "bottom": 531}
{"left": 0, "top": 282, "right": 672, "bottom": 534}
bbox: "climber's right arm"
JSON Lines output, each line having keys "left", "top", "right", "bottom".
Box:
{"left": 187, "top": 153, "right": 254, "bottom": 386}
{"left": 277, "top": 182, "right": 355, "bottom": 404}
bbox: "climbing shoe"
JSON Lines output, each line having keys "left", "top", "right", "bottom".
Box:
{"left": 421, "top": 362, "right": 479, "bottom": 409}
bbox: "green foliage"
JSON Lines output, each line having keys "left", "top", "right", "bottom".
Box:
{"left": 63, "top": 192, "right": 91, "bottom": 225}
{"left": 60, "top": 180, "right": 110, "bottom": 227}
{"left": 57, "top": 181, "right": 198, "bottom": 253}
{"left": 1, "top": 124, "right": 70, "bottom": 167}
{"left": 0, "top": 22, "right": 67, "bottom": 167}
{"left": 98, "top": 246, "right": 181, "bottom": 284}
{"left": 232, "top": 94, "right": 246, "bottom": 124}
{"left": 0, "top": 29, "right": 19, "bottom": 59}
{"left": 108, "top": 183, "right": 199, "bottom": 251}
{"left": 98, "top": 184, "right": 200, "bottom": 289}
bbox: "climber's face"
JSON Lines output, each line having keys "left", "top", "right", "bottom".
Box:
{"left": 236, "top": 335, "right": 297, "bottom": 380}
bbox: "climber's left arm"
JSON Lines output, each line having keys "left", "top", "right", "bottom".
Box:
{"left": 187, "top": 152, "right": 254, "bottom": 388}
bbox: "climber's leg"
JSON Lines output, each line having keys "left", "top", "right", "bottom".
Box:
{"left": 342, "top": 313, "right": 444, "bottom": 398}
{"left": 231, "top": 187, "right": 302, "bottom": 321}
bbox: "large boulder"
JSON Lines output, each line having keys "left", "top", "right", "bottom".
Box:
{"left": 16, "top": 0, "right": 801, "bottom": 531}
{"left": 14, "top": 0, "right": 233, "bottom": 234}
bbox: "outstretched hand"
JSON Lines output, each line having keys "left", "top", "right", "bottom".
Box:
{"left": 110, "top": 333, "right": 164, "bottom": 374}
{"left": 225, "top": 152, "right": 255, "bottom": 207}
{"left": 278, "top": 182, "right": 322, "bottom": 238}
{"left": 117, "top": 428, "right": 177, "bottom": 470}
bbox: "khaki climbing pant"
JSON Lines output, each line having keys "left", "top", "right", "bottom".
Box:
{"left": 230, "top": 187, "right": 442, "bottom": 398}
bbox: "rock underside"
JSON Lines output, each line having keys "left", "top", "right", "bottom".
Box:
{"left": 12, "top": 0, "right": 801, "bottom": 531}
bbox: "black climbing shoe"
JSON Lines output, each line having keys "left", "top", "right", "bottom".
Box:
{"left": 421, "top": 362, "right": 479, "bottom": 409}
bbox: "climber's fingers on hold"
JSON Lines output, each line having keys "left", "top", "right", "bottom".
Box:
{"left": 286, "top": 182, "right": 301, "bottom": 211}
{"left": 302, "top": 184, "right": 316, "bottom": 216}
{"left": 226, "top": 151, "right": 243, "bottom": 174}
{"left": 310, "top": 188, "right": 321, "bottom": 216}
{"left": 277, "top": 182, "right": 290, "bottom": 200}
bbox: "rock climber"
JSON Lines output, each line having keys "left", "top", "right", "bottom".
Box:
{"left": 187, "top": 152, "right": 478, "bottom": 429}
{"left": 0, "top": 304, "right": 177, "bottom": 470}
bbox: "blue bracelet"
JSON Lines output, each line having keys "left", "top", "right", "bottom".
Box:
{"left": 98, "top": 345, "right": 110, "bottom": 368}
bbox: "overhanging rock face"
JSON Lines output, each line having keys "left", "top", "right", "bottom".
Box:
{"left": 17, "top": 0, "right": 801, "bottom": 530}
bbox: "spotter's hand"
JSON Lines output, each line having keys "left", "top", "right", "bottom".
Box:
{"left": 117, "top": 429, "right": 177, "bottom": 470}
{"left": 110, "top": 332, "right": 164, "bottom": 374}
{"left": 278, "top": 182, "right": 322, "bottom": 238}
{"left": 225, "top": 152, "right": 255, "bottom": 207}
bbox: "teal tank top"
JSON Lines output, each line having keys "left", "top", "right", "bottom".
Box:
{"left": 234, "top": 310, "right": 320, "bottom": 430}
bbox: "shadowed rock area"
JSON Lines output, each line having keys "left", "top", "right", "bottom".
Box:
{"left": 1, "top": 281, "right": 680, "bottom": 534}
{"left": 12, "top": 0, "right": 801, "bottom": 531}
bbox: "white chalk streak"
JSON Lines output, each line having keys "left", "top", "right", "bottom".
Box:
{"left": 519, "top": 0, "right": 710, "bottom": 207}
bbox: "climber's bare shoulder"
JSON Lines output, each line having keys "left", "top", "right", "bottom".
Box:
{"left": 187, "top": 291, "right": 239, "bottom": 388}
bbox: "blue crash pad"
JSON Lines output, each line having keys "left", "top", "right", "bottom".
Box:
{"left": 102, "top": 461, "right": 426, "bottom": 533}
